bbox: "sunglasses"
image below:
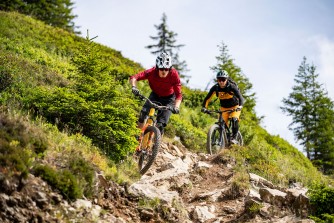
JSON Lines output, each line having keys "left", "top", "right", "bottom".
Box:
{"left": 159, "top": 68, "right": 170, "bottom": 72}
{"left": 217, "top": 78, "right": 227, "bottom": 82}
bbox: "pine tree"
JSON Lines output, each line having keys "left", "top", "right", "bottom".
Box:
{"left": 0, "top": 0, "right": 25, "bottom": 11}
{"left": 312, "top": 94, "right": 334, "bottom": 174}
{"left": 210, "top": 41, "right": 257, "bottom": 114}
{"left": 0, "top": 0, "right": 78, "bottom": 33}
{"left": 145, "top": 13, "right": 190, "bottom": 83}
{"left": 281, "top": 57, "right": 334, "bottom": 173}
{"left": 281, "top": 57, "right": 320, "bottom": 159}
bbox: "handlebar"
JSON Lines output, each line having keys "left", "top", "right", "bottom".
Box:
{"left": 205, "top": 108, "right": 240, "bottom": 114}
{"left": 136, "top": 93, "right": 170, "bottom": 111}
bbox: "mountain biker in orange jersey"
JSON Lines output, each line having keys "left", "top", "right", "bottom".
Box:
{"left": 201, "top": 70, "right": 245, "bottom": 144}
{"left": 129, "top": 52, "right": 182, "bottom": 135}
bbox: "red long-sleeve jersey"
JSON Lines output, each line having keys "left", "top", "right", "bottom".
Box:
{"left": 130, "top": 67, "right": 182, "bottom": 101}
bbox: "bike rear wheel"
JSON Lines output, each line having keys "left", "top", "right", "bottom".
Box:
{"left": 138, "top": 125, "right": 161, "bottom": 175}
{"left": 207, "top": 124, "right": 226, "bottom": 155}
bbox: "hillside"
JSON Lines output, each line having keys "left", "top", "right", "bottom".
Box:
{"left": 0, "top": 139, "right": 316, "bottom": 222}
{"left": 0, "top": 11, "right": 332, "bottom": 222}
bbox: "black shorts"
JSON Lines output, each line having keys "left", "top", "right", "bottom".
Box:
{"left": 138, "top": 92, "right": 175, "bottom": 127}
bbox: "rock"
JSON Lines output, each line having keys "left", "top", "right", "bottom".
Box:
{"left": 191, "top": 206, "right": 215, "bottom": 223}
{"left": 223, "top": 206, "right": 237, "bottom": 214}
{"left": 292, "top": 193, "right": 311, "bottom": 218}
{"left": 249, "top": 172, "right": 274, "bottom": 189}
{"left": 32, "top": 191, "right": 49, "bottom": 209}
{"left": 248, "top": 188, "right": 262, "bottom": 201}
{"left": 259, "top": 187, "right": 287, "bottom": 207}
{"left": 129, "top": 182, "right": 180, "bottom": 204}
{"left": 191, "top": 189, "right": 224, "bottom": 202}
{"left": 139, "top": 208, "right": 154, "bottom": 221}
{"left": 73, "top": 199, "right": 92, "bottom": 209}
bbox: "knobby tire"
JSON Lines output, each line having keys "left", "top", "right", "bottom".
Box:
{"left": 207, "top": 124, "right": 225, "bottom": 155}
{"left": 138, "top": 125, "right": 161, "bottom": 175}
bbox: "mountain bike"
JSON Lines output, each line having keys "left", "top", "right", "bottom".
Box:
{"left": 205, "top": 109, "right": 243, "bottom": 155}
{"left": 134, "top": 93, "right": 171, "bottom": 175}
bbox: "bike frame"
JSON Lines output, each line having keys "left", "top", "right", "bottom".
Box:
{"left": 140, "top": 107, "right": 156, "bottom": 150}
{"left": 206, "top": 108, "right": 243, "bottom": 155}
{"left": 135, "top": 93, "right": 171, "bottom": 174}
{"left": 215, "top": 111, "right": 225, "bottom": 147}
{"left": 209, "top": 109, "right": 237, "bottom": 147}
{"left": 136, "top": 95, "right": 169, "bottom": 146}
{"left": 216, "top": 112, "right": 231, "bottom": 145}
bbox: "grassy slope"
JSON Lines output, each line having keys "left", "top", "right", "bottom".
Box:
{"left": 0, "top": 11, "right": 142, "bottom": 184}
{"left": 0, "top": 11, "right": 331, "bottom": 188}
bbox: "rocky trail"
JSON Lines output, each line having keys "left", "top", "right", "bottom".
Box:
{"left": 128, "top": 142, "right": 313, "bottom": 223}
{"left": 0, "top": 141, "right": 314, "bottom": 222}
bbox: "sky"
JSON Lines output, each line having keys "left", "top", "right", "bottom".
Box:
{"left": 72, "top": 0, "right": 334, "bottom": 151}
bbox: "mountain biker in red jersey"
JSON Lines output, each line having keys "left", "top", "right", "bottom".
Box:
{"left": 201, "top": 70, "right": 244, "bottom": 144}
{"left": 129, "top": 52, "right": 182, "bottom": 135}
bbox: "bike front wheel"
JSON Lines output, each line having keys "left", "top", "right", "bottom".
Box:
{"left": 138, "top": 125, "right": 161, "bottom": 175}
{"left": 207, "top": 124, "right": 226, "bottom": 155}
{"left": 235, "top": 131, "right": 243, "bottom": 146}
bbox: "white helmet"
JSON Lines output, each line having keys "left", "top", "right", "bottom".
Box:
{"left": 156, "top": 52, "right": 172, "bottom": 69}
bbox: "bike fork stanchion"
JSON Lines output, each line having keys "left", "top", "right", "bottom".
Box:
{"left": 219, "top": 129, "right": 224, "bottom": 147}
{"left": 146, "top": 132, "right": 154, "bottom": 151}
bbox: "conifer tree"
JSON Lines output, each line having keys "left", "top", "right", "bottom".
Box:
{"left": 281, "top": 57, "right": 334, "bottom": 173}
{"left": 0, "top": 0, "right": 24, "bottom": 11}
{"left": 314, "top": 95, "right": 334, "bottom": 174}
{"left": 0, "top": 0, "right": 78, "bottom": 33}
{"left": 146, "top": 13, "right": 190, "bottom": 83}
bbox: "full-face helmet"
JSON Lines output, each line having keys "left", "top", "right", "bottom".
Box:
{"left": 156, "top": 52, "right": 172, "bottom": 69}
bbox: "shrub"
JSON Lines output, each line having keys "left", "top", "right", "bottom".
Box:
{"left": 0, "top": 68, "right": 13, "bottom": 92}
{"left": 33, "top": 164, "right": 82, "bottom": 200}
{"left": 166, "top": 115, "right": 206, "bottom": 152}
{"left": 68, "top": 157, "right": 95, "bottom": 198}
{"left": 23, "top": 39, "right": 139, "bottom": 162}
{"left": 308, "top": 184, "right": 334, "bottom": 221}
{"left": 0, "top": 110, "right": 48, "bottom": 178}
{"left": 0, "top": 146, "right": 31, "bottom": 178}
{"left": 182, "top": 87, "right": 207, "bottom": 108}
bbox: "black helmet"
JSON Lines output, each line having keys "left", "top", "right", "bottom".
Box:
{"left": 216, "top": 70, "right": 229, "bottom": 79}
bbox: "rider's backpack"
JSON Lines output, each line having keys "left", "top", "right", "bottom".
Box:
{"left": 228, "top": 78, "right": 240, "bottom": 91}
